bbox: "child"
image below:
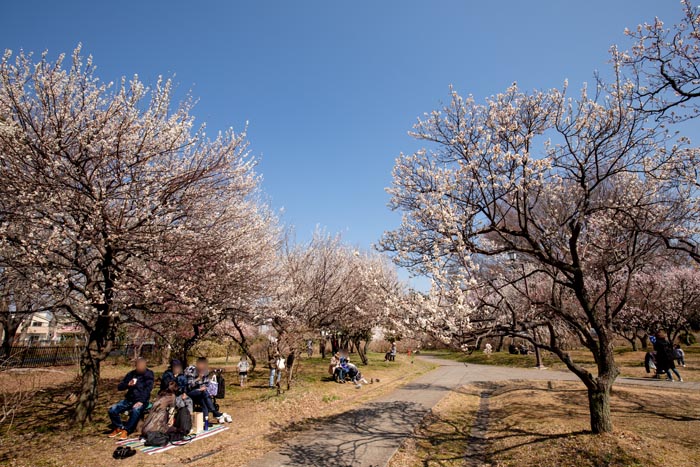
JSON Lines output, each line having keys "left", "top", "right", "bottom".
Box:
{"left": 237, "top": 355, "right": 250, "bottom": 387}
{"left": 674, "top": 344, "right": 686, "bottom": 368}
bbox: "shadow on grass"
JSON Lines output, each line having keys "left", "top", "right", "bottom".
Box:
{"left": 0, "top": 376, "right": 120, "bottom": 462}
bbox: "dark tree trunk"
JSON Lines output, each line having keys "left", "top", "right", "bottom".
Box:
{"left": 285, "top": 350, "right": 298, "bottom": 391}
{"left": 73, "top": 347, "right": 101, "bottom": 425}
{"left": 1, "top": 320, "right": 20, "bottom": 357}
{"left": 495, "top": 335, "right": 504, "bottom": 353}
{"left": 587, "top": 383, "right": 613, "bottom": 434}
{"left": 640, "top": 334, "right": 649, "bottom": 350}
{"left": 585, "top": 333, "right": 618, "bottom": 434}
{"left": 353, "top": 337, "right": 369, "bottom": 365}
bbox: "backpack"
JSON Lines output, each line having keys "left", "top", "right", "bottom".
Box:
{"left": 144, "top": 431, "right": 169, "bottom": 447}
{"left": 174, "top": 406, "right": 192, "bottom": 434}
{"left": 207, "top": 375, "right": 219, "bottom": 397}
{"left": 216, "top": 373, "right": 226, "bottom": 399}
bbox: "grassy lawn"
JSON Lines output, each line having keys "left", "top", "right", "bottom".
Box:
{"left": 422, "top": 343, "right": 700, "bottom": 382}
{"left": 389, "top": 381, "right": 700, "bottom": 467}
{"left": 0, "top": 352, "right": 435, "bottom": 467}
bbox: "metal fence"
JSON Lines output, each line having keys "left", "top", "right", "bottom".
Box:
{"left": 0, "top": 343, "right": 159, "bottom": 368}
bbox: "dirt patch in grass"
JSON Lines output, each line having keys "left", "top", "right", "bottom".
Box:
{"left": 0, "top": 353, "right": 434, "bottom": 467}
{"left": 391, "top": 380, "right": 700, "bottom": 467}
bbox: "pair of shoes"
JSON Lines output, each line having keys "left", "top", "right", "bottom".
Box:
{"left": 217, "top": 413, "right": 233, "bottom": 424}
{"left": 112, "top": 446, "right": 136, "bottom": 459}
{"left": 108, "top": 428, "right": 128, "bottom": 440}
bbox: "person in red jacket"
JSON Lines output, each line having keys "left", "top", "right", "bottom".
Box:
{"left": 107, "top": 358, "right": 154, "bottom": 440}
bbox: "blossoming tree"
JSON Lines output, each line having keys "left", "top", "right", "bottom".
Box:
{"left": 0, "top": 47, "right": 262, "bottom": 424}
{"left": 381, "top": 75, "right": 692, "bottom": 433}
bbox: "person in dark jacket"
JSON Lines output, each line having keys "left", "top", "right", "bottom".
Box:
{"left": 160, "top": 359, "right": 187, "bottom": 394}
{"left": 107, "top": 358, "right": 155, "bottom": 439}
{"left": 653, "top": 331, "right": 683, "bottom": 382}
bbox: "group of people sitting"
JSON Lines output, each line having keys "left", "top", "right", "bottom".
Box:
{"left": 508, "top": 343, "right": 532, "bottom": 355}
{"left": 644, "top": 331, "right": 686, "bottom": 382}
{"left": 328, "top": 352, "right": 370, "bottom": 388}
{"left": 107, "top": 356, "right": 232, "bottom": 441}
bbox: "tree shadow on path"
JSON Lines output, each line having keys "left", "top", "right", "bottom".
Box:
{"left": 265, "top": 400, "right": 427, "bottom": 467}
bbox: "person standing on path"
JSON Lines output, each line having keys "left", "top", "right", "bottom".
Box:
{"left": 268, "top": 345, "right": 282, "bottom": 388}
{"left": 237, "top": 355, "right": 250, "bottom": 387}
{"left": 653, "top": 331, "right": 683, "bottom": 381}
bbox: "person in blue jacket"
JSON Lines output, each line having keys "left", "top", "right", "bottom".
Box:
{"left": 107, "top": 357, "right": 155, "bottom": 439}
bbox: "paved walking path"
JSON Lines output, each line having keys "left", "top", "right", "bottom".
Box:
{"left": 251, "top": 356, "right": 699, "bottom": 467}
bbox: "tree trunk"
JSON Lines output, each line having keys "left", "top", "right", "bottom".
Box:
{"left": 1, "top": 320, "right": 20, "bottom": 358}
{"left": 285, "top": 351, "right": 298, "bottom": 391}
{"left": 160, "top": 344, "right": 172, "bottom": 366}
{"left": 495, "top": 335, "right": 504, "bottom": 353}
{"left": 640, "top": 334, "right": 648, "bottom": 350}
{"left": 354, "top": 338, "right": 368, "bottom": 365}
{"left": 73, "top": 345, "right": 102, "bottom": 425}
{"left": 587, "top": 383, "right": 613, "bottom": 434}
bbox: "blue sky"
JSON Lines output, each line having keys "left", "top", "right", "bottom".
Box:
{"left": 0, "top": 0, "right": 685, "bottom": 285}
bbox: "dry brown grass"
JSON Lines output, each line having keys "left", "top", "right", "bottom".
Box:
{"left": 427, "top": 344, "right": 700, "bottom": 382}
{"left": 390, "top": 380, "right": 700, "bottom": 467}
{"left": 0, "top": 353, "right": 433, "bottom": 467}
{"left": 488, "top": 381, "right": 700, "bottom": 467}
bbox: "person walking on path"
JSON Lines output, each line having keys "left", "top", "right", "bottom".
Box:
{"left": 674, "top": 344, "right": 686, "bottom": 368}
{"left": 653, "top": 331, "right": 683, "bottom": 382}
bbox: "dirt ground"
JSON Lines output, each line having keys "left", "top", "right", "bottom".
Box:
{"left": 389, "top": 381, "right": 700, "bottom": 467}
{"left": 0, "top": 353, "right": 433, "bottom": 467}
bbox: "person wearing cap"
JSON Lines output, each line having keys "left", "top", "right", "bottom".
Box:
{"left": 161, "top": 359, "right": 187, "bottom": 394}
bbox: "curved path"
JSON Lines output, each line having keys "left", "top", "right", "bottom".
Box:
{"left": 251, "top": 356, "right": 699, "bottom": 467}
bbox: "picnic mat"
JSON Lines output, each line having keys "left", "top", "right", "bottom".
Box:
{"left": 116, "top": 425, "right": 229, "bottom": 455}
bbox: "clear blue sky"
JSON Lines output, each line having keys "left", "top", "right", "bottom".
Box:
{"left": 0, "top": 0, "right": 685, "bottom": 285}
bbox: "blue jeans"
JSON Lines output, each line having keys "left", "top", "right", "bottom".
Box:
{"left": 108, "top": 399, "right": 144, "bottom": 433}
{"left": 663, "top": 368, "right": 682, "bottom": 380}
{"left": 187, "top": 389, "right": 219, "bottom": 419}
{"left": 269, "top": 368, "right": 282, "bottom": 387}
